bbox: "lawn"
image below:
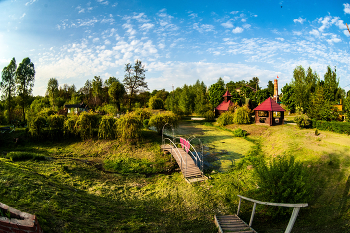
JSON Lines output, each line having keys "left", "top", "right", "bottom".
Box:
{"left": 0, "top": 120, "right": 350, "bottom": 232}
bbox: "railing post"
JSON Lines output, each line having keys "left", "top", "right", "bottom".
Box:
{"left": 237, "top": 197, "right": 242, "bottom": 216}
{"left": 284, "top": 207, "right": 300, "bottom": 233}
{"left": 249, "top": 202, "right": 257, "bottom": 227}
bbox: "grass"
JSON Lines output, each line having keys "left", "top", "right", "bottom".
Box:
{"left": 0, "top": 121, "right": 350, "bottom": 232}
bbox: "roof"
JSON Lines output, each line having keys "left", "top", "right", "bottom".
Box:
{"left": 215, "top": 100, "right": 233, "bottom": 111}
{"left": 222, "top": 90, "right": 232, "bottom": 97}
{"left": 64, "top": 103, "right": 88, "bottom": 109}
{"left": 253, "top": 97, "right": 285, "bottom": 112}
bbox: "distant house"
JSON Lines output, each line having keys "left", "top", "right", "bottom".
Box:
{"left": 215, "top": 90, "right": 234, "bottom": 117}
{"left": 64, "top": 102, "right": 89, "bottom": 114}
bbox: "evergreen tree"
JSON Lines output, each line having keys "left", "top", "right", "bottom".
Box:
{"left": 208, "top": 78, "right": 225, "bottom": 107}
{"left": 281, "top": 83, "right": 295, "bottom": 112}
{"left": 46, "top": 78, "right": 59, "bottom": 108}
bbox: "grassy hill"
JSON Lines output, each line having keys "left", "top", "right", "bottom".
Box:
{"left": 0, "top": 120, "right": 350, "bottom": 232}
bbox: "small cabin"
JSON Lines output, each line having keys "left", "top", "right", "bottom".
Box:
{"left": 64, "top": 102, "right": 89, "bottom": 114}
{"left": 215, "top": 90, "right": 234, "bottom": 117}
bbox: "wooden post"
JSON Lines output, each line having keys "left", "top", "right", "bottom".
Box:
{"left": 284, "top": 207, "right": 300, "bottom": 233}
{"left": 249, "top": 202, "right": 257, "bottom": 227}
{"left": 237, "top": 197, "right": 242, "bottom": 216}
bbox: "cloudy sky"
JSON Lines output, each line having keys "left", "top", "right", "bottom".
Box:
{"left": 1, "top": 0, "right": 350, "bottom": 96}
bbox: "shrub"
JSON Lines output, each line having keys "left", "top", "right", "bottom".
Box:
{"left": 294, "top": 115, "right": 311, "bottom": 128}
{"left": 217, "top": 111, "right": 234, "bottom": 126}
{"left": 115, "top": 112, "right": 143, "bottom": 140}
{"left": 133, "top": 108, "right": 153, "bottom": 122}
{"left": 233, "top": 105, "right": 252, "bottom": 124}
{"left": 98, "top": 115, "right": 116, "bottom": 139}
{"left": 233, "top": 128, "right": 247, "bottom": 137}
{"left": 148, "top": 112, "right": 179, "bottom": 134}
{"left": 48, "top": 114, "right": 65, "bottom": 138}
{"left": 143, "top": 119, "right": 150, "bottom": 129}
{"left": 311, "top": 120, "right": 350, "bottom": 135}
{"left": 64, "top": 115, "right": 78, "bottom": 137}
{"left": 203, "top": 110, "right": 215, "bottom": 121}
{"left": 6, "top": 151, "right": 46, "bottom": 161}
{"left": 28, "top": 116, "right": 47, "bottom": 138}
{"left": 148, "top": 96, "right": 164, "bottom": 109}
{"left": 254, "top": 155, "right": 313, "bottom": 218}
{"left": 75, "top": 112, "right": 102, "bottom": 140}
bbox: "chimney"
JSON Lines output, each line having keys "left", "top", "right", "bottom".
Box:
{"left": 274, "top": 79, "right": 278, "bottom": 102}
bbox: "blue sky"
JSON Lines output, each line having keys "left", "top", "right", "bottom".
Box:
{"left": 1, "top": 0, "right": 350, "bottom": 96}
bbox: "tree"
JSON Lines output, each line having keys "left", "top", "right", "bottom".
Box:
{"left": 255, "top": 89, "right": 271, "bottom": 104}
{"left": 92, "top": 76, "right": 103, "bottom": 106}
{"left": 323, "top": 66, "right": 340, "bottom": 103}
{"left": 123, "top": 60, "right": 148, "bottom": 109}
{"left": 15, "top": 57, "right": 35, "bottom": 122}
{"left": 46, "top": 78, "right": 59, "bottom": 108}
{"left": 0, "top": 58, "right": 17, "bottom": 123}
{"left": 267, "top": 80, "right": 274, "bottom": 96}
{"left": 208, "top": 78, "right": 225, "bottom": 107}
{"left": 345, "top": 91, "right": 350, "bottom": 121}
{"left": 281, "top": 83, "right": 295, "bottom": 112}
{"left": 108, "top": 80, "right": 126, "bottom": 111}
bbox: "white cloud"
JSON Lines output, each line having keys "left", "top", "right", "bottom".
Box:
{"left": 243, "top": 24, "right": 251, "bottom": 29}
{"left": 123, "top": 22, "right": 137, "bottom": 37}
{"left": 276, "top": 38, "right": 284, "bottom": 41}
{"left": 96, "top": 0, "right": 109, "bottom": 5}
{"left": 193, "top": 23, "right": 215, "bottom": 33}
{"left": 20, "top": 13, "right": 26, "bottom": 19}
{"left": 221, "top": 21, "right": 233, "bottom": 28}
{"left": 326, "top": 34, "right": 341, "bottom": 44}
{"left": 293, "top": 17, "right": 305, "bottom": 24}
{"left": 140, "top": 23, "right": 154, "bottom": 31}
{"left": 230, "top": 11, "right": 239, "bottom": 14}
{"left": 293, "top": 31, "right": 302, "bottom": 36}
{"left": 104, "top": 39, "right": 111, "bottom": 45}
{"left": 189, "top": 13, "right": 198, "bottom": 18}
{"left": 25, "top": 0, "right": 37, "bottom": 6}
{"left": 93, "top": 38, "right": 100, "bottom": 43}
{"left": 232, "top": 27, "right": 243, "bottom": 33}
{"left": 344, "top": 3, "right": 350, "bottom": 14}
{"left": 309, "top": 29, "right": 320, "bottom": 37}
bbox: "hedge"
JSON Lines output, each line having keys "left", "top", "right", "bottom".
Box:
{"left": 311, "top": 119, "right": 350, "bottom": 135}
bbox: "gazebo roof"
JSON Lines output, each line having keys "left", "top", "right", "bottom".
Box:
{"left": 216, "top": 100, "right": 233, "bottom": 111}
{"left": 253, "top": 97, "right": 285, "bottom": 112}
{"left": 222, "top": 90, "right": 232, "bottom": 97}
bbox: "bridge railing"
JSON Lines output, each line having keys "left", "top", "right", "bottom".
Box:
{"left": 162, "top": 137, "right": 188, "bottom": 177}
{"left": 237, "top": 195, "right": 308, "bottom": 233}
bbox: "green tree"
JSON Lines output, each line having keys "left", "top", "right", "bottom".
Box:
{"left": 46, "top": 78, "right": 59, "bottom": 108}
{"left": 323, "top": 66, "right": 340, "bottom": 103}
{"left": 281, "top": 83, "right": 295, "bottom": 112}
{"left": 267, "top": 80, "right": 274, "bottom": 96}
{"left": 123, "top": 60, "right": 148, "bottom": 109}
{"left": 148, "top": 96, "right": 164, "bottom": 109}
{"left": 255, "top": 89, "right": 271, "bottom": 104}
{"left": 208, "top": 78, "right": 225, "bottom": 107}
{"left": 92, "top": 76, "right": 103, "bottom": 106}
{"left": 345, "top": 91, "right": 350, "bottom": 121}
{"left": 0, "top": 57, "right": 17, "bottom": 123}
{"left": 15, "top": 57, "right": 35, "bottom": 122}
{"left": 108, "top": 80, "right": 125, "bottom": 111}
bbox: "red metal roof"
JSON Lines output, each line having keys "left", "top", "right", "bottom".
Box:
{"left": 253, "top": 97, "right": 285, "bottom": 111}
{"left": 222, "top": 90, "right": 232, "bottom": 97}
{"left": 216, "top": 100, "right": 233, "bottom": 111}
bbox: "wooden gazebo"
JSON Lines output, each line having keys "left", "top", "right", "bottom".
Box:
{"left": 253, "top": 97, "right": 285, "bottom": 126}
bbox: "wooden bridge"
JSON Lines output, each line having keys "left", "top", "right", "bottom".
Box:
{"left": 215, "top": 195, "right": 308, "bottom": 233}
{"left": 161, "top": 124, "right": 207, "bottom": 183}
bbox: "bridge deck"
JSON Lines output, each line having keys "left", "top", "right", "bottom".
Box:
{"left": 161, "top": 144, "right": 206, "bottom": 183}
{"left": 215, "top": 215, "right": 256, "bottom": 233}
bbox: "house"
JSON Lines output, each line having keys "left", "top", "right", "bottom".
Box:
{"left": 64, "top": 102, "right": 89, "bottom": 114}
{"left": 215, "top": 90, "right": 234, "bottom": 117}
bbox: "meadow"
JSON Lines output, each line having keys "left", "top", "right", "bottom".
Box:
{"left": 0, "top": 118, "right": 350, "bottom": 233}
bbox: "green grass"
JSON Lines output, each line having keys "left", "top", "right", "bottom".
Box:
{"left": 0, "top": 122, "right": 350, "bottom": 232}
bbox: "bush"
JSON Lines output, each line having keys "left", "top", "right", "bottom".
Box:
{"left": 6, "top": 151, "right": 46, "bottom": 161}
{"left": 233, "top": 105, "right": 252, "bottom": 124}
{"left": 217, "top": 111, "right": 234, "bottom": 126}
{"left": 143, "top": 119, "right": 150, "bottom": 129}
{"left": 203, "top": 110, "right": 215, "bottom": 121}
{"left": 148, "top": 112, "right": 179, "bottom": 134}
{"left": 115, "top": 112, "right": 143, "bottom": 140}
{"left": 233, "top": 128, "right": 247, "bottom": 137}
{"left": 148, "top": 96, "right": 164, "bottom": 109}
{"left": 311, "top": 120, "right": 350, "bottom": 135}
{"left": 133, "top": 108, "right": 153, "bottom": 122}
{"left": 28, "top": 116, "right": 47, "bottom": 138}
{"left": 98, "top": 115, "right": 116, "bottom": 139}
{"left": 254, "top": 155, "right": 313, "bottom": 218}
{"left": 75, "top": 112, "right": 102, "bottom": 140}
{"left": 48, "top": 114, "right": 65, "bottom": 138}
{"left": 64, "top": 115, "right": 78, "bottom": 137}
{"left": 294, "top": 115, "right": 311, "bottom": 128}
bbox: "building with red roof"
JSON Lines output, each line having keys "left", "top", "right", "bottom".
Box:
{"left": 215, "top": 90, "right": 234, "bottom": 117}
{"left": 253, "top": 97, "right": 285, "bottom": 126}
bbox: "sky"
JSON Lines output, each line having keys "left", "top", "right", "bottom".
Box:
{"left": 1, "top": 0, "right": 350, "bottom": 96}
